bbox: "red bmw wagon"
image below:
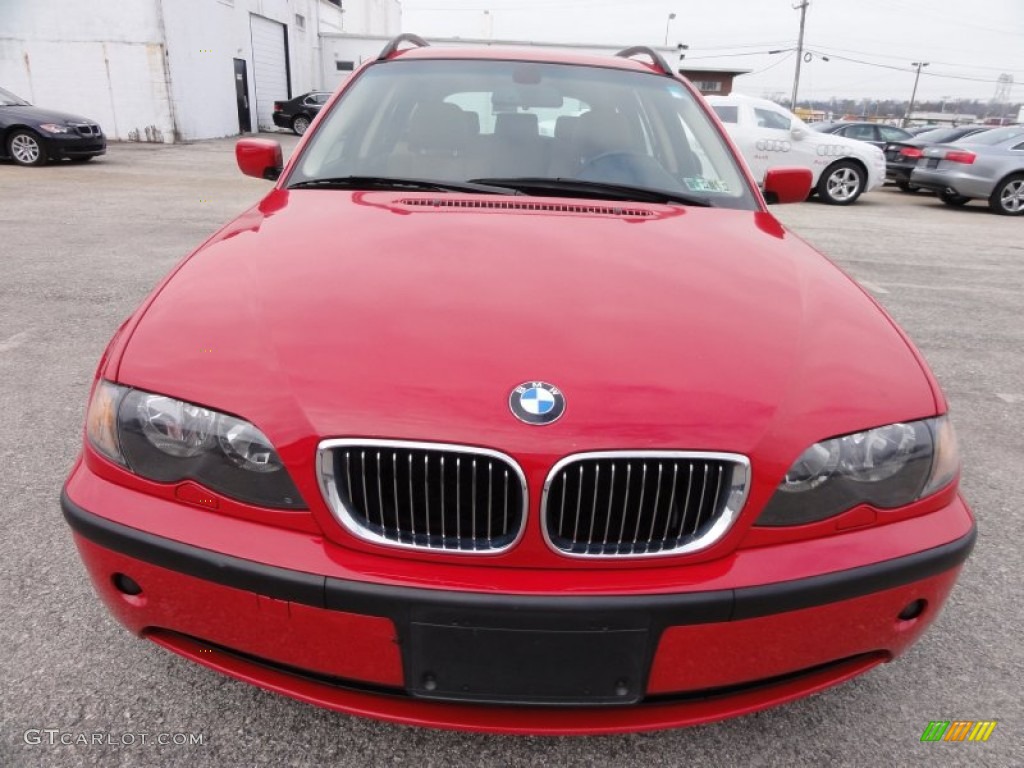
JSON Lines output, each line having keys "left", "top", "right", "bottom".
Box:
{"left": 63, "top": 36, "right": 974, "bottom": 734}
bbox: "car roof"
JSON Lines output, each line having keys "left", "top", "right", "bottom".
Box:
{"left": 386, "top": 45, "right": 661, "bottom": 75}
{"left": 705, "top": 93, "right": 785, "bottom": 109}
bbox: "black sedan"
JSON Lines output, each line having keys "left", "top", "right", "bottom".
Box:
{"left": 883, "top": 125, "right": 991, "bottom": 191}
{"left": 814, "top": 121, "right": 913, "bottom": 150}
{"left": 272, "top": 91, "right": 330, "bottom": 136}
{"left": 1, "top": 87, "right": 106, "bottom": 166}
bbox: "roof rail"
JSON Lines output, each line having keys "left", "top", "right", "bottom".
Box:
{"left": 377, "top": 34, "right": 430, "bottom": 61}
{"left": 615, "top": 46, "right": 674, "bottom": 76}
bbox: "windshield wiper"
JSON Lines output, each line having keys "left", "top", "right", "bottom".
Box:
{"left": 287, "top": 175, "right": 519, "bottom": 195}
{"left": 468, "top": 177, "right": 712, "bottom": 207}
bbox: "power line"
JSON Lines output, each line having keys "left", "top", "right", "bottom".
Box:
{"left": 807, "top": 48, "right": 1020, "bottom": 85}
{"left": 804, "top": 42, "right": 1022, "bottom": 74}
{"left": 747, "top": 51, "right": 795, "bottom": 77}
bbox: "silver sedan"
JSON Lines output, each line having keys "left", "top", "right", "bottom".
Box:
{"left": 910, "top": 125, "right": 1024, "bottom": 215}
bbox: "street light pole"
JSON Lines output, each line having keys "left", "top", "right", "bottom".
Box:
{"left": 664, "top": 12, "right": 676, "bottom": 46}
{"left": 791, "top": 0, "right": 809, "bottom": 109}
{"left": 904, "top": 62, "right": 929, "bottom": 127}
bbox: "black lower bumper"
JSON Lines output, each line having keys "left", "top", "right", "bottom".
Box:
{"left": 62, "top": 490, "right": 976, "bottom": 705}
{"left": 47, "top": 137, "right": 107, "bottom": 160}
{"left": 885, "top": 163, "right": 915, "bottom": 184}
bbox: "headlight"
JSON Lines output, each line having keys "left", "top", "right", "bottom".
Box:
{"left": 85, "top": 381, "right": 306, "bottom": 509}
{"left": 38, "top": 123, "right": 69, "bottom": 134}
{"left": 757, "top": 416, "right": 958, "bottom": 526}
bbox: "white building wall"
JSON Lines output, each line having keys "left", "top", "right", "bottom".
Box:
{"left": 0, "top": 1, "right": 176, "bottom": 142}
{"left": 159, "top": 0, "right": 360, "bottom": 139}
{"left": 340, "top": 0, "right": 401, "bottom": 36}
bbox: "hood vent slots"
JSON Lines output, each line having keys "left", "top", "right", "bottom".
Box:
{"left": 398, "top": 198, "right": 656, "bottom": 217}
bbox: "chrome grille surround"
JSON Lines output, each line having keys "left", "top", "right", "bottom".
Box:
{"left": 71, "top": 123, "right": 101, "bottom": 137}
{"left": 541, "top": 451, "right": 751, "bottom": 558}
{"left": 316, "top": 439, "right": 528, "bottom": 554}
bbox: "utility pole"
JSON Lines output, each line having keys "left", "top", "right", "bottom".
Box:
{"left": 904, "top": 61, "right": 929, "bottom": 127}
{"left": 791, "top": 0, "right": 809, "bottom": 109}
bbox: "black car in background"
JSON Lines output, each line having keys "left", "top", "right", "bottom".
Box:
{"left": 272, "top": 91, "right": 330, "bottom": 136}
{"left": 0, "top": 87, "right": 106, "bottom": 166}
{"left": 883, "top": 125, "right": 991, "bottom": 191}
{"left": 814, "top": 121, "right": 913, "bottom": 150}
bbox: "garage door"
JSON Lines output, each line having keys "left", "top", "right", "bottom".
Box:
{"left": 250, "top": 15, "right": 289, "bottom": 132}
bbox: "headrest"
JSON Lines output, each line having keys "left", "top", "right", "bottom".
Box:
{"left": 407, "top": 102, "right": 467, "bottom": 153}
{"left": 461, "top": 109, "right": 480, "bottom": 136}
{"left": 495, "top": 112, "right": 539, "bottom": 140}
{"left": 575, "top": 108, "right": 635, "bottom": 157}
{"left": 555, "top": 115, "right": 580, "bottom": 140}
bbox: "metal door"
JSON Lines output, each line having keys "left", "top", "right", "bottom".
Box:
{"left": 233, "top": 58, "right": 251, "bottom": 134}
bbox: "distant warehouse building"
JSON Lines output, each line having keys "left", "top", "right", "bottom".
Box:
{"left": 2, "top": 9, "right": 746, "bottom": 143}
{"left": 317, "top": 35, "right": 749, "bottom": 95}
{"left": 0, "top": 0, "right": 399, "bottom": 142}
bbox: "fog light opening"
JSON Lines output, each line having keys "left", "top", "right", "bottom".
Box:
{"left": 898, "top": 599, "right": 926, "bottom": 621}
{"left": 112, "top": 573, "right": 143, "bottom": 596}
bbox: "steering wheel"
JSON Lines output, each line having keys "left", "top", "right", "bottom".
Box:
{"left": 577, "top": 151, "right": 682, "bottom": 189}
{"left": 577, "top": 151, "right": 643, "bottom": 178}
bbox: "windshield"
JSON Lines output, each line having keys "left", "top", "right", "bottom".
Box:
{"left": 0, "top": 87, "right": 30, "bottom": 106}
{"left": 288, "top": 59, "right": 757, "bottom": 210}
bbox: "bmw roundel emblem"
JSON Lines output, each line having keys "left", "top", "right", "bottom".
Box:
{"left": 509, "top": 381, "right": 566, "bottom": 425}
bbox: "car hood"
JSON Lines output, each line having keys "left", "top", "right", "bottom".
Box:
{"left": 1, "top": 104, "right": 99, "bottom": 126}
{"left": 118, "top": 190, "right": 936, "bottom": 465}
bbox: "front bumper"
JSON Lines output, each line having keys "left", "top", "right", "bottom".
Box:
{"left": 62, "top": 463, "right": 975, "bottom": 734}
{"left": 44, "top": 133, "right": 107, "bottom": 160}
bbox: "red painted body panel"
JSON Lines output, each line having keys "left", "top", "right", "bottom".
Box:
{"left": 70, "top": 525, "right": 958, "bottom": 734}
{"left": 146, "top": 629, "right": 886, "bottom": 735}
{"left": 647, "top": 569, "right": 958, "bottom": 693}
{"left": 113, "top": 191, "right": 937, "bottom": 560}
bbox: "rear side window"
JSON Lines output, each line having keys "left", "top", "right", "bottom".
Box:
{"left": 842, "top": 124, "right": 877, "bottom": 141}
{"left": 712, "top": 105, "right": 738, "bottom": 124}
{"left": 878, "top": 126, "right": 910, "bottom": 142}
{"left": 753, "top": 108, "right": 790, "bottom": 131}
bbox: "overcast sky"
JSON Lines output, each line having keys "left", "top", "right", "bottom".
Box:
{"left": 400, "top": 0, "right": 1023, "bottom": 106}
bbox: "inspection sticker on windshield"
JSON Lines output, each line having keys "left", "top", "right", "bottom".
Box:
{"left": 684, "top": 177, "right": 729, "bottom": 193}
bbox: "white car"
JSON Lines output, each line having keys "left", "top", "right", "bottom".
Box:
{"left": 707, "top": 94, "right": 885, "bottom": 205}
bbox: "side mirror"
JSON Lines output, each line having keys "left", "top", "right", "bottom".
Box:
{"left": 236, "top": 138, "right": 283, "bottom": 180}
{"left": 763, "top": 167, "right": 813, "bottom": 205}
{"left": 790, "top": 126, "right": 806, "bottom": 140}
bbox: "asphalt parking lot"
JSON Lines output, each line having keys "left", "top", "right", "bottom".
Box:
{"left": 1, "top": 137, "right": 1021, "bottom": 768}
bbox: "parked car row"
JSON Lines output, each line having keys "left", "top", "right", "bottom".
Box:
{"left": 6, "top": 79, "right": 1021, "bottom": 217}
{"left": 882, "top": 125, "right": 993, "bottom": 191}
{"left": 910, "top": 125, "right": 1024, "bottom": 215}
{"left": 813, "top": 120, "right": 913, "bottom": 150}
{"left": 0, "top": 84, "right": 330, "bottom": 168}
{"left": 705, "top": 95, "right": 1022, "bottom": 216}
{"left": 0, "top": 86, "right": 106, "bottom": 166}
{"left": 708, "top": 94, "right": 886, "bottom": 205}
